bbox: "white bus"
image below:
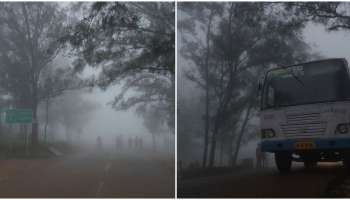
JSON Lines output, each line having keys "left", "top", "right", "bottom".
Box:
{"left": 259, "top": 58, "right": 350, "bottom": 173}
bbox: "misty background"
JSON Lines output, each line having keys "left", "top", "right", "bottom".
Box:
{"left": 178, "top": 2, "right": 350, "bottom": 170}
{"left": 0, "top": 2, "right": 175, "bottom": 157}
{"left": 0, "top": 2, "right": 176, "bottom": 197}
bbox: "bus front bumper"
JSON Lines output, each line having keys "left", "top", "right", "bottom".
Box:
{"left": 261, "top": 138, "right": 350, "bottom": 153}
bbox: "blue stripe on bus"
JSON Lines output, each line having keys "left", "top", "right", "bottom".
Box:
{"left": 260, "top": 138, "right": 350, "bottom": 152}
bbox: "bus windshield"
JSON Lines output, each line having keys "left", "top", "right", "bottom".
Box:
{"left": 261, "top": 59, "right": 350, "bottom": 110}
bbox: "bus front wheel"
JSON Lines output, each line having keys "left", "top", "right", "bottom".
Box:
{"left": 275, "top": 152, "right": 292, "bottom": 173}
{"left": 343, "top": 151, "right": 350, "bottom": 170}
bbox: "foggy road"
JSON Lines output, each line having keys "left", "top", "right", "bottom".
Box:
{"left": 178, "top": 163, "right": 347, "bottom": 198}
{"left": 0, "top": 151, "right": 174, "bottom": 198}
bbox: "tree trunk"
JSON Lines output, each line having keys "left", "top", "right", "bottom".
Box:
{"left": 0, "top": 113, "right": 3, "bottom": 138}
{"left": 202, "top": 12, "right": 214, "bottom": 169}
{"left": 23, "top": 3, "right": 39, "bottom": 147}
{"left": 227, "top": 123, "right": 238, "bottom": 167}
{"left": 24, "top": 124, "right": 28, "bottom": 155}
{"left": 219, "top": 138, "right": 224, "bottom": 166}
{"left": 231, "top": 101, "right": 254, "bottom": 166}
{"left": 152, "top": 133, "right": 157, "bottom": 152}
{"left": 31, "top": 103, "right": 39, "bottom": 146}
{"left": 44, "top": 98, "right": 50, "bottom": 143}
{"left": 208, "top": 126, "right": 218, "bottom": 167}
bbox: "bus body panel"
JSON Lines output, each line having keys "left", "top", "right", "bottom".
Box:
{"left": 259, "top": 58, "right": 350, "bottom": 169}
{"left": 260, "top": 101, "right": 350, "bottom": 153}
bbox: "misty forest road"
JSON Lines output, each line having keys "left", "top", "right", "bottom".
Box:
{"left": 0, "top": 151, "right": 174, "bottom": 198}
{"left": 179, "top": 163, "right": 348, "bottom": 198}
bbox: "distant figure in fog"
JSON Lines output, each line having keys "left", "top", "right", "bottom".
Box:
{"left": 96, "top": 136, "right": 103, "bottom": 151}
{"left": 115, "top": 136, "right": 119, "bottom": 150}
{"left": 135, "top": 136, "right": 139, "bottom": 149}
{"left": 120, "top": 135, "right": 124, "bottom": 149}
{"left": 115, "top": 135, "right": 120, "bottom": 151}
{"left": 115, "top": 135, "right": 123, "bottom": 151}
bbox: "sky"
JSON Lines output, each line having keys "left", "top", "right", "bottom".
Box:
{"left": 304, "top": 23, "right": 350, "bottom": 62}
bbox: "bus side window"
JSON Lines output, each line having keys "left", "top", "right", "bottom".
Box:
{"left": 267, "top": 85, "right": 275, "bottom": 107}
{"left": 337, "top": 70, "right": 350, "bottom": 98}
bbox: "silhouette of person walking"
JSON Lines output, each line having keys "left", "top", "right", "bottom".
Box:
{"left": 97, "top": 136, "right": 103, "bottom": 151}
{"left": 116, "top": 135, "right": 123, "bottom": 151}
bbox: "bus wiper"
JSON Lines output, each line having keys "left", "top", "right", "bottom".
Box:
{"left": 280, "top": 66, "right": 305, "bottom": 87}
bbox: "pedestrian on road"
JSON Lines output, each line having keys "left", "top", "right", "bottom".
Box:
{"left": 116, "top": 135, "right": 123, "bottom": 150}
{"left": 115, "top": 136, "right": 120, "bottom": 151}
{"left": 119, "top": 135, "right": 124, "bottom": 149}
{"left": 97, "top": 136, "right": 103, "bottom": 151}
{"left": 133, "top": 136, "right": 139, "bottom": 149}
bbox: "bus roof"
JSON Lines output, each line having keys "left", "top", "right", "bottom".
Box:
{"left": 265, "top": 58, "right": 348, "bottom": 74}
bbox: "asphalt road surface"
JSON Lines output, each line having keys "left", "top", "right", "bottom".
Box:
{"left": 179, "top": 163, "right": 348, "bottom": 198}
{"left": 0, "top": 151, "right": 174, "bottom": 198}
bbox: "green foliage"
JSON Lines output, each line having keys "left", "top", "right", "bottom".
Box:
{"left": 0, "top": 2, "right": 68, "bottom": 107}
{"left": 65, "top": 2, "right": 175, "bottom": 131}
{"left": 288, "top": 2, "right": 350, "bottom": 31}
{"left": 65, "top": 2, "right": 174, "bottom": 76}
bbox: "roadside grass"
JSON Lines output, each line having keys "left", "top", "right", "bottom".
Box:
{"left": 0, "top": 134, "right": 76, "bottom": 159}
{"left": 178, "top": 165, "right": 253, "bottom": 180}
{"left": 324, "top": 172, "right": 350, "bottom": 197}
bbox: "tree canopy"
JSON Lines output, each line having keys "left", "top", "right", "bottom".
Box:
{"left": 64, "top": 2, "right": 175, "bottom": 131}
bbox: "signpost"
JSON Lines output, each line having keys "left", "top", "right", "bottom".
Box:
{"left": 5, "top": 109, "right": 33, "bottom": 124}
{"left": 4, "top": 109, "right": 33, "bottom": 155}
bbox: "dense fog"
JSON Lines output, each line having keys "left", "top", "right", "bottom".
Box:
{"left": 178, "top": 2, "right": 350, "bottom": 169}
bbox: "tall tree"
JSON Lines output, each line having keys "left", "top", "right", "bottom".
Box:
{"left": 288, "top": 2, "right": 350, "bottom": 31}
{"left": 64, "top": 2, "right": 175, "bottom": 132}
{"left": 206, "top": 2, "right": 314, "bottom": 167}
{"left": 179, "top": 2, "right": 315, "bottom": 167}
{"left": 179, "top": 2, "right": 223, "bottom": 168}
{"left": 39, "top": 65, "right": 83, "bottom": 142}
{"left": 0, "top": 2, "right": 68, "bottom": 146}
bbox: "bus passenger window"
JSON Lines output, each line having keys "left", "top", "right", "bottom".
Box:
{"left": 267, "top": 86, "right": 275, "bottom": 107}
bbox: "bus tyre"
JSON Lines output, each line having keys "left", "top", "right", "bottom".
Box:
{"left": 343, "top": 160, "right": 350, "bottom": 170}
{"left": 343, "top": 152, "right": 350, "bottom": 170}
{"left": 343, "top": 156, "right": 350, "bottom": 170}
{"left": 275, "top": 152, "right": 292, "bottom": 173}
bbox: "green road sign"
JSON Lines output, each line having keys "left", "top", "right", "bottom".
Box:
{"left": 5, "top": 109, "right": 33, "bottom": 123}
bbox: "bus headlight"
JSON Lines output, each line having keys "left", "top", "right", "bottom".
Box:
{"left": 261, "top": 129, "right": 276, "bottom": 138}
{"left": 336, "top": 123, "right": 350, "bottom": 134}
